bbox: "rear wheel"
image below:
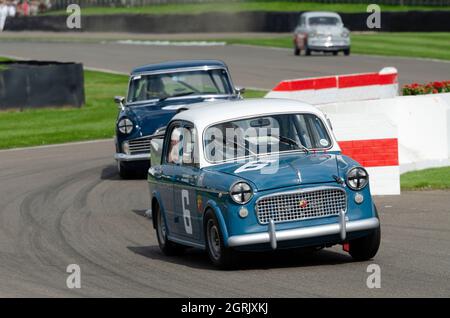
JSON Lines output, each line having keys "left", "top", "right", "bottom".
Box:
{"left": 205, "top": 211, "right": 237, "bottom": 269}
{"left": 294, "top": 46, "right": 300, "bottom": 56}
{"left": 332, "top": 51, "right": 338, "bottom": 56}
{"left": 348, "top": 226, "right": 381, "bottom": 261}
{"left": 155, "top": 204, "right": 185, "bottom": 256}
{"left": 344, "top": 48, "right": 351, "bottom": 56}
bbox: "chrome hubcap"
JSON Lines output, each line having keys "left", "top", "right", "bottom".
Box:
{"left": 157, "top": 210, "right": 166, "bottom": 245}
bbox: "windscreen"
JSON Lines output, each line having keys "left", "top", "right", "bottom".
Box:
{"left": 127, "top": 69, "right": 233, "bottom": 103}
{"left": 204, "top": 113, "right": 332, "bottom": 163}
{"left": 308, "top": 16, "right": 340, "bottom": 26}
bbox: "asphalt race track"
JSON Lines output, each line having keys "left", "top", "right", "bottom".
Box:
{"left": 1, "top": 140, "right": 449, "bottom": 297}
{"left": 0, "top": 40, "right": 449, "bottom": 89}
{"left": 0, "top": 40, "right": 449, "bottom": 297}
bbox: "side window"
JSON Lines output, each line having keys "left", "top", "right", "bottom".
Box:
{"left": 166, "top": 125, "right": 183, "bottom": 165}
{"left": 300, "top": 16, "right": 305, "bottom": 27}
{"left": 165, "top": 124, "right": 198, "bottom": 166}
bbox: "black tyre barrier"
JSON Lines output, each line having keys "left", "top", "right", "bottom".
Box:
{"left": 4, "top": 11, "right": 450, "bottom": 33}
{"left": 0, "top": 61, "right": 85, "bottom": 110}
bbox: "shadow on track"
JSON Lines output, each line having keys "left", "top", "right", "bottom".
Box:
{"left": 127, "top": 245, "right": 354, "bottom": 271}
{"left": 100, "top": 164, "right": 147, "bottom": 181}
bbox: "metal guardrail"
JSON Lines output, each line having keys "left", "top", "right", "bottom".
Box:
{"left": 49, "top": 0, "right": 450, "bottom": 10}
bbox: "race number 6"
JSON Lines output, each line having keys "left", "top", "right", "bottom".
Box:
{"left": 181, "top": 189, "right": 193, "bottom": 235}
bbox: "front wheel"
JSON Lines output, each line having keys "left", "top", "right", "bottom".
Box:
{"left": 118, "top": 161, "right": 134, "bottom": 179}
{"left": 348, "top": 226, "right": 381, "bottom": 261}
{"left": 294, "top": 46, "right": 300, "bottom": 56}
{"left": 204, "top": 211, "right": 237, "bottom": 269}
{"left": 344, "top": 48, "right": 351, "bottom": 56}
{"left": 305, "top": 46, "right": 312, "bottom": 56}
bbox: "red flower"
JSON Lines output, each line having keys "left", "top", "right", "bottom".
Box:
{"left": 403, "top": 80, "right": 450, "bottom": 95}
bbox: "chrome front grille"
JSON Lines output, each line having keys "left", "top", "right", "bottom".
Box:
{"left": 128, "top": 136, "right": 152, "bottom": 155}
{"left": 255, "top": 187, "right": 347, "bottom": 224}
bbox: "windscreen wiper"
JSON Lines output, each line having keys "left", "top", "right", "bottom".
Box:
{"left": 278, "top": 135, "right": 310, "bottom": 154}
{"left": 158, "top": 91, "right": 195, "bottom": 102}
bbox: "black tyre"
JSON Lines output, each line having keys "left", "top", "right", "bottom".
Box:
{"left": 332, "top": 51, "right": 338, "bottom": 56}
{"left": 204, "top": 211, "right": 237, "bottom": 269}
{"left": 344, "top": 48, "right": 351, "bottom": 56}
{"left": 294, "top": 46, "right": 300, "bottom": 56}
{"left": 118, "top": 161, "right": 134, "bottom": 179}
{"left": 349, "top": 226, "right": 381, "bottom": 261}
{"left": 305, "top": 46, "right": 312, "bottom": 56}
{"left": 155, "top": 204, "right": 185, "bottom": 256}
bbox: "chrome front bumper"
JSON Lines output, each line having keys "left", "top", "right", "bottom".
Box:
{"left": 308, "top": 44, "right": 349, "bottom": 51}
{"left": 227, "top": 213, "right": 379, "bottom": 249}
{"left": 114, "top": 152, "right": 150, "bottom": 162}
{"left": 308, "top": 38, "right": 349, "bottom": 51}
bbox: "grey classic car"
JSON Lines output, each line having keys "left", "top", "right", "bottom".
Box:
{"left": 293, "top": 11, "right": 351, "bottom": 56}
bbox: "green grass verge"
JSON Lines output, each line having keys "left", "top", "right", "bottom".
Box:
{"left": 0, "top": 68, "right": 266, "bottom": 149}
{"left": 45, "top": 1, "right": 450, "bottom": 15}
{"left": 0, "top": 70, "right": 127, "bottom": 149}
{"left": 220, "top": 32, "right": 450, "bottom": 61}
{"left": 401, "top": 167, "right": 450, "bottom": 190}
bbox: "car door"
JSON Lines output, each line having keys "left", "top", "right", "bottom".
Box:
{"left": 157, "top": 121, "right": 185, "bottom": 237}
{"left": 172, "top": 122, "right": 203, "bottom": 242}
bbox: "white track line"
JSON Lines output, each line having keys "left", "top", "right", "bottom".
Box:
{"left": 113, "top": 40, "right": 227, "bottom": 46}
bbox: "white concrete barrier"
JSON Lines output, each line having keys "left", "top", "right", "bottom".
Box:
{"left": 265, "top": 67, "right": 450, "bottom": 195}
{"left": 330, "top": 114, "right": 400, "bottom": 195}
{"left": 318, "top": 93, "right": 450, "bottom": 175}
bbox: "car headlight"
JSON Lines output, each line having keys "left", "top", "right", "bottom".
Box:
{"left": 341, "top": 30, "right": 350, "bottom": 38}
{"left": 118, "top": 118, "right": 134, "bottom": 134}
{"left": 230, "top": 182, "right": 253, "bottom": 205}
{"left": 346, "top": 167, "right": 369, "bottom": 190}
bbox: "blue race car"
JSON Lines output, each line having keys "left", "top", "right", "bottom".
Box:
{"left": 114, "top": 60, "right": 242, "bottom": 178}
{"left": 148, "top": 98, "right": 380, "bottom": 268}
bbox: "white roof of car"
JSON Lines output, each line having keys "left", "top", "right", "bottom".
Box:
{"left": 172, "top": 98, "right": 327, "bottom": 132}
{"left": 302, "top": 11, "right": 341, "bottom": 18}
{"left": 171, "top": 98, "right": 340, "bottom": 168}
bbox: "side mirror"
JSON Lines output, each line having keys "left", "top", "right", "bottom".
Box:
{"left": 235, "top": 87, "right": 246, "bottom": 98}
{"left": 114, "top": 96, "right": 126, "bottom": 110}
